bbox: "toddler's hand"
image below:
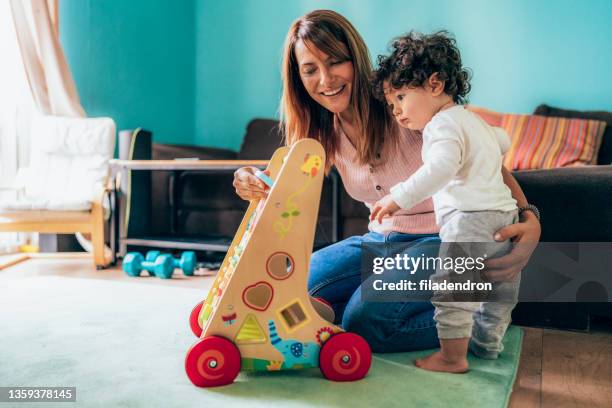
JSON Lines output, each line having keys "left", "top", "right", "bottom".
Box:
{"left": 370, "top": 195, "right": 401, "bottom": 224}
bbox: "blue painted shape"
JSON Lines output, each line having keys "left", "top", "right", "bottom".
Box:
{"left": 255, "top": 171, "right": 274, "bottom": 188}
{"left": 268, "top": 320, "right": 319, "bottom": 369}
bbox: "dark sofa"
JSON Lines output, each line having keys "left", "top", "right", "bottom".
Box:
{"left": 150, "top": 104, "right": 612, "bottom": 330}
{"left": 510, "top": 104, "right": 612, "bottom": 329}
{"left": 151, "top": 120, "right": 338, "bottom": 249}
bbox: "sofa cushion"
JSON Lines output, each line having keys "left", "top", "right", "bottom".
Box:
{"left": 501, "top": 114, "right": 606, "bottom": 170}
{"left": 466, "top": 105, "right": 504, "bottom": 127}
{"left": 513, "top": 166, "right": 612, "bottom": 241}
{"left": 534, "top": 104, "right": 612, "bottom": 165}
{"left": 237, "top": 119, "right": 284, "bottom": 160}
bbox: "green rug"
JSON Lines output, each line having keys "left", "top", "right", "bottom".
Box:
{"left": 0, "top": 276, "right": 522, "bottom": 408}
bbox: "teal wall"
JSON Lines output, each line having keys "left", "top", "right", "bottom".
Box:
{"left": 61, "top": 0, "right": 612, "bottom": 149}
{"left": 60, "top": 0, "right": 195, "bottom": 144}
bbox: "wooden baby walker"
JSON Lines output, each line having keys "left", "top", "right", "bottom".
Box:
{"left": 185, "top": 139, "right": 372, "bottom": 387}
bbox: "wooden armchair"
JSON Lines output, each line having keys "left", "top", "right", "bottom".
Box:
{"left": 0, "top": 115, "right": 116, "bottom": 268}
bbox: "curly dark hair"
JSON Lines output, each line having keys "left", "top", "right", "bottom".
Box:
{"left": 372, "top": 30, "right": 472, "bottom": 104}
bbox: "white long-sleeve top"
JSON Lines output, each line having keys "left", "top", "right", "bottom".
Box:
{"left": 389, "top": 105, "right": 517, "bottom": 224}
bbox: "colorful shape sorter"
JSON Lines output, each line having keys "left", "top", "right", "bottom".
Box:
{"left": 184, "top": 139, "right": 372, "bottom": 387}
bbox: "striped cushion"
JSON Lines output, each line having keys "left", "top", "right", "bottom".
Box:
{"left": 501, "top": 114, "right": 606, "bottom": 170}
{"left": 466, "top": 105, "right": 504, "bottom": 127}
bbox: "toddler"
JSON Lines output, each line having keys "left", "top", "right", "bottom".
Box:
{"left": 371, "top": 31, "right": 520, "bottom": 373}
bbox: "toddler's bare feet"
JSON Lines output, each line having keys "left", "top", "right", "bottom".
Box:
{"left": 415, "top": 351, "right": 469, "bottom": 373}
{"left": 415, "top": 337, "right": 470, "bottom": 373}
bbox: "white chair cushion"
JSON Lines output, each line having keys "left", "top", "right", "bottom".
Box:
{"left": 14, "top": 115, "right": 116, "bottom": 210}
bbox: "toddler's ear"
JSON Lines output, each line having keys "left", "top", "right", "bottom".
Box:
{"left": 428, "top": 73, "right": 445, "bottom": 96}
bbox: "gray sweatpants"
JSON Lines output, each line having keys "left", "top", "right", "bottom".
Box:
{"left": 432, "top": 209, "right": 520, "bottom": 359}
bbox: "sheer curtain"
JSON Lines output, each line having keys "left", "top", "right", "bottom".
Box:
{"left": 10, "top": 0, "right": 85, "bottom": 117}
{"left": 1, "top": 0, "right": 91, "bottom": 254}
{"left": 0, "top": 1, "right": 35, "bottom": 253}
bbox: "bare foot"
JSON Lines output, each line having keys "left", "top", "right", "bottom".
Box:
{"left": 415, "top": 351, "right": 469, "bottom": 373}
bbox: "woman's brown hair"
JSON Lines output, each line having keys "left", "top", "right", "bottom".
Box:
{"left": 280, "top": 9, "right": 394, "bottom": 172}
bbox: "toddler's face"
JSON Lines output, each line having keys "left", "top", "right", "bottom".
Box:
{"left": 383, "top": 82, "right": 439, "bottom": 130}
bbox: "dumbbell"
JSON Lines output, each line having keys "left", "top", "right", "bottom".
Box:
{"left": 127, "top": 250, "right": 163, "bottom": 276}
{"left": 145, "top": 251, "right": 161, "bottom": 262}
{"left": 145, "top": 250, "right": 197, "bottom": 276}
{"left": 123, "top": 252, "right": 174, "bottom": 279}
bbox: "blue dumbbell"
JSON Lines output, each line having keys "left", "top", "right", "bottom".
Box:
{"left": 145, "top": 250, "right": 196, "bottom": 276}
{"left": 145, "top": 251, "right": 161, "bottom": 262}
{"left": 126, "top": 250, "right": 161, "bottom": 276}
{"left": 172, "top": 251, "right": 197, "bottom": 276}
{"left": 123, "top": 252, "right": 174, "bottom": 279}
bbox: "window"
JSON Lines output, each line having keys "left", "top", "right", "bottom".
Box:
{"left": 0, "top": 2, "right": 35, "bottom": 253}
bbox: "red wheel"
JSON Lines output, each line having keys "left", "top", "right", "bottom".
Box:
{"left": 189, "top": 301, "right": 203, "bottom": 337}
{"left": 185, "top": 336, "right": 241, "bottom": 387}
{"left": 319, "top": 332, "right": 372, "bottom": 382}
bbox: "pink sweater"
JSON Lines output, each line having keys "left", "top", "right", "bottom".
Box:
{"left": 332, "top": 120, "right": 439, "bottom": 235}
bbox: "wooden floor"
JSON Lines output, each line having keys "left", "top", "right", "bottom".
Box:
{"left": 2, "top": 255, "right": 612, "bottom": 407}
{"left": 509, "top": 325, "right": 612, "bottom": 407}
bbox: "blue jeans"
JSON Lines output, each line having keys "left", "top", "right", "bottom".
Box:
{"left": 308, "top": 231, "right": 441, "bottom": 353}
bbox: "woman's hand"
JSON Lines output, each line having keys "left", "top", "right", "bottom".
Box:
{"left": 232, "top": 166, "right": 270, "bottom": 201}
{"left": 483, "top": 211, "right": 541, "bottom": 282}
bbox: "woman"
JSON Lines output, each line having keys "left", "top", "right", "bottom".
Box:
{"left": 233, "top": 10, "right": 540, "bottom": 352}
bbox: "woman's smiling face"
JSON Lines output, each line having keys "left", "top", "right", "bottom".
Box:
{"left": 294, "top": 39, "right": 354, "bottom": 115}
